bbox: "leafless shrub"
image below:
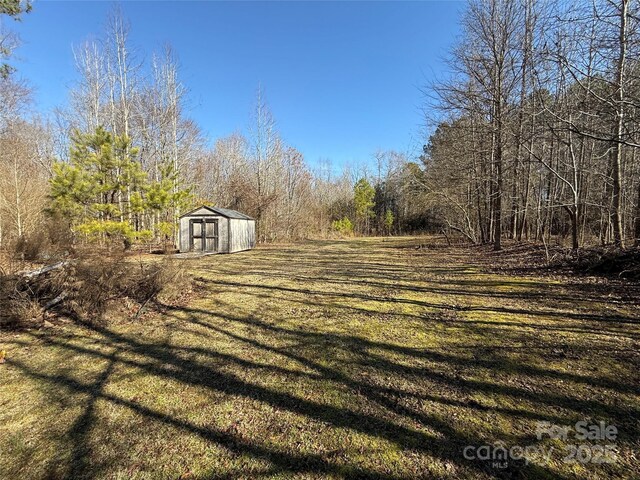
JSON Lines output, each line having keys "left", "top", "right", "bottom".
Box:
{"left": 44, "top": 214, "right": 75, "bottom": 254}
{"left": 0, "top": 274, "right": 44, "bottom": 329}
{"left": 58, "top": 252, "right": 129, "bottom": 322}
{"left": 123, "top": 258, "right": 189, "bottom": 315}
{"left": 53, "top": 253, "right": 189, "bottom": 323}
{"left": 569, "top": 248, "right": 640, "bottom": 281}
{"left": 12, "top": 234, "right": 47, "bottom": 261}
{"left": 7, "top": 216, "right": 73, "bottom": 264}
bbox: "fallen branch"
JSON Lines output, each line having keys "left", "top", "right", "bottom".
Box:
{"left": 43, "top": 293, "right": 68, "bottom": 311}
{"left": 19, "top": 261, "right": 68, "bottom": 279}
{"left": 134, "top": 296, "right": 153, "bottom": 319}
{"left": 444, "top": 220, "right": 476, "bottom": 244}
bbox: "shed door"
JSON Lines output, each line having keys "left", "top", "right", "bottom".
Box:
{"left": 190, "top": 220, "right": 203, "bottom": 251}
{"left": 190, "top": 219, "right": 218, "bottom": 252}
{"left": 204, "top": 219, "right": 218, "bottom": 252}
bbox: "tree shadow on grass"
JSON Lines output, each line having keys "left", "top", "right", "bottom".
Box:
{"left": 61, "top": 348, "right": 120, "bottom": 480}
{"left": 10, "top": 309, "right": 579, "bottom": 480}
{"left": 200, "top": 247, "right": 640, "bottom": 327}
{"left": 16, "top": 295, "right": 639, "bottom": 479}
{"left": 8, "top": 238, "right": 639, "bottom": 479}
{"left": 177, "top": 305, "right": 640, "bottom": 428}
{"left": 198, "top": 278, "right": 640, "bottom": 347}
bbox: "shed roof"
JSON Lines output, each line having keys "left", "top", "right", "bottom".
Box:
{"left": 212, "top": 207, "right": 254, "bottom": 220}
{"left": 180, "top": 205, "right": 254, "bottom": 220}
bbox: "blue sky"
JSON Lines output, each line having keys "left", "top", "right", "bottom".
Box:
{"left": 11, "top": 1, "right": 462, "bottom": 170}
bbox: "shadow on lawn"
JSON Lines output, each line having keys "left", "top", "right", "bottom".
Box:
{"left": 213, "top": 244, "right": 640, "bottom": 309}
{"left": 196, "top": 275, "right": 640, "bottom": 347}
{"left": 13, "top": 314, "right": 578, "bottom": 480}
{"left": 12, "top": 300, "right": 639, "bottom": 479}
{"left": 201, "top": 276, "right": 640, "bottom": 328}
{"left": 8, "top": 238, "right": 640, "bottom": 479}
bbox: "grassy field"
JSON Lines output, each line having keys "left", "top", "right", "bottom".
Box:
{"left": 1, "top": 237, "right": 639, "bottom": 479}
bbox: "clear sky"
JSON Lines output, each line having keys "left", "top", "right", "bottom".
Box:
{"left": 10, "top": 0, "right": 462, "bottom": 170}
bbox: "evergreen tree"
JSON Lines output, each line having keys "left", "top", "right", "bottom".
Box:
{"left": 1, "top": 0, "right": 32, "bottom": 78}
{"left": 354, "top": 178, "right": 375, "bottom": 234}
{"left": 146, "top": 161, "right": 192, "bottom": 248}
{"left": 331, "top": 217, "right": 354, "bottom": 236}
{"left": 384, "top": 209, "right": 394, "bottom": 235}
{"left": 49, "top": 127, "right": 168, "bottom": 246}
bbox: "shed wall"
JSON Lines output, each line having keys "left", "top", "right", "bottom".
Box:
{"left": 179, "top": 217, "right": 190, "bottom": 252}
{"left": 229, "top": 219, "right": 256, "bottom": 253}
{"left": 218, "top": 217, "right": 230, "bottom": 252}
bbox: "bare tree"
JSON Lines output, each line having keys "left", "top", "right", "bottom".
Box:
{"left": 248, "top": 86, "right": 283, "bottom": 241}
{"left": 70, "top": 41, "right": 106, "bottom": 132}
{"left": 0, "top": 120, "right": 51, "bottom": 246}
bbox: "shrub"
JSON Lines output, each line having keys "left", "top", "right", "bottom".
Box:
{"left": 59, "top": 252, "right": 129, "bottom": 322}
{"left": 12, "top": 234, "right": 47, "bottom": 261}
{"left": 45, "top": 217, "right": 75, "bottom": 254}
{"left": 332, "top": 217, "right": 354, "bottom": 236}
{"left": 0, "top": 274, "right": 43, "bottom": 328}
{"left": 57, "top": 253, "right": 189, "bottom": 323}
{"left": 126, "top": 258, "right": 188, "bottom": 306}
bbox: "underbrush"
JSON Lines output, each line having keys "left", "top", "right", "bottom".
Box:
{"left": 0, "top": 250, "right": 191, "bottom": 329}
{"left": 476, "top": 240, "right": 640, "bottom": 281}
{"left": 568, "top": 246, "right": 640, "bottom": 280}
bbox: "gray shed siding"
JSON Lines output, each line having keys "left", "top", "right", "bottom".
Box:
{"left": 178, "top": 206, "right": 254, "bottom": 254}
{"left": 228, "top": 218, "right": 256, "bottom": 253}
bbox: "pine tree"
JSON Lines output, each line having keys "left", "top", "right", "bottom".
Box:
{"left": 49, "top": 127, "right": 157, "bottom": 247}
{"left": 146, "top": 161, "right": 192, "bottom": 249}
{"left": 1, "top": 0, "right": 32, "bottom": 78}
{"left": 354, "top": 178, "right": 376, "bottom": 235}
{"left": 384, "top": 209, "right": 394, "bottom": 235}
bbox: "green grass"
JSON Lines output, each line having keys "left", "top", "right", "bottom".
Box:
{"left": 1, "top": 237, "right": 639, "bottom": 479}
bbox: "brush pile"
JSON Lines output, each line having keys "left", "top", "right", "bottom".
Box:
{"left": 0, "top": 252, "right": 189, "bottom": 329}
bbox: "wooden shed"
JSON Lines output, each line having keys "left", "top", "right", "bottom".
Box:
{"left": 178, "top": 206, "right": 256, "bottom": 254}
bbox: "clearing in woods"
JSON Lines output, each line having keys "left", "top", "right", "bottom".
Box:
{"left": 1, "top": 237, "right": 639, "bottom": 479}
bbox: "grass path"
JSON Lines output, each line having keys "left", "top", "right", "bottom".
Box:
{"left": 1, "top": 237, "right": 639, "bottom": 479}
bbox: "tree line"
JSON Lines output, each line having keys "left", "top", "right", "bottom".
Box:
{"left": 5, "top": 0, "right": 637, "bottom": 253}
{"left": 0, "top": 3, "right": 437, "bottom": 252}
{"left": 421, "top": 0, "right": 640, "bottom": 250}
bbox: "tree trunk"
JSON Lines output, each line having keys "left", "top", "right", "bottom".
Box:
{"left": 634, "top": 179, "right": 640, "bottom": 246}
{"left": 611, "top": 0, "right": 628, "bottom": 248}
{"left": 493, "top": 101, "right": 503, "bottom": 251}
{"left": 564, "top": 206, "right": 579, "bottom": 251}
